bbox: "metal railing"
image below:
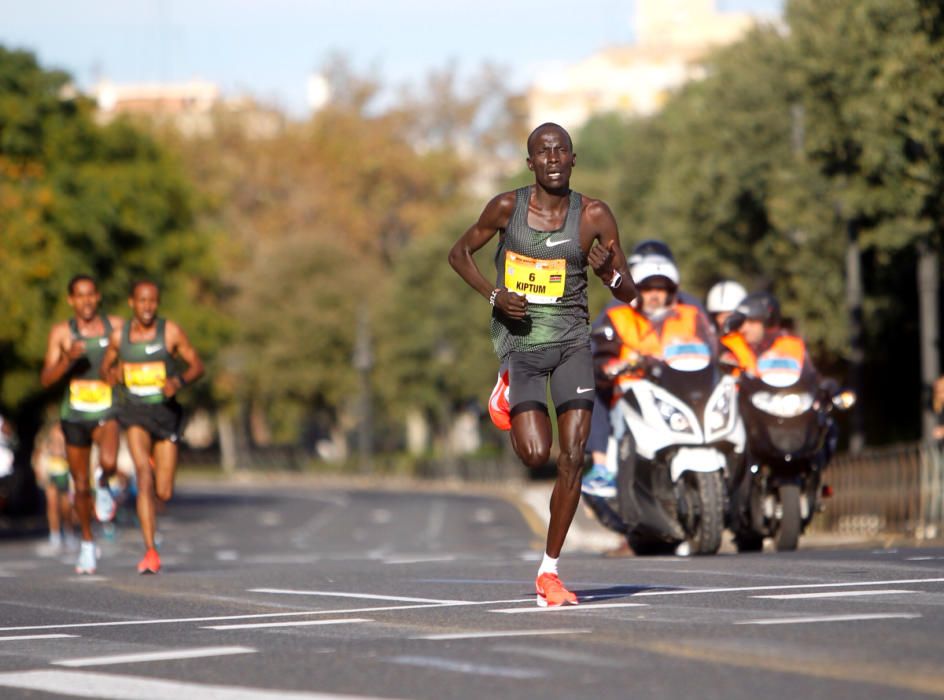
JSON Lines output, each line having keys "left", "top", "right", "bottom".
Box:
{"left": 816, "top": 442, "right": 944, "bottom": 540}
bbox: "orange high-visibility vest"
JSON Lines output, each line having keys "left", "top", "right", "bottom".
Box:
{"left": 607, "top": 303, "right": 702, "bottom": 361}
{"left": 720, "top": 331, "right": 807, "bottom": 377}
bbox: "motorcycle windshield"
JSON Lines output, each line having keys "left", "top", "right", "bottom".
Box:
{"left": 653, "top": 362, "right": 719, "bottom": 422}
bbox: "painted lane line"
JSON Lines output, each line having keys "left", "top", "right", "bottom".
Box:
{"left": 412, "top": 629, "right": 592, "bottom": 641}
{"left": 754, "top": 589, "right": 917, "bottom": 600}
{"left": 0, "top": 633, "right": 78, "bottom": 641}
{"left": 249, "top": 589, "right": 464, "bottom": 604}
{"left": 385, "top": 655, "right": 544, "bottom": 680}
{"left": 383, "top": 555, "right": 457, "bottom": 565}
{"left": 0, "top": 598, "right": 534, "bottom": 633}
{"left": 491, "top": 602, "right": 649, "bottom": 614}
{"left": 0, "top": 669, "right": 402, "bottom": 699}
{"left": 736, "top": 613, "right": 923, "bottom": 626}
{"left": 53, "top": 646, "right": 257, "bottom": 667}
{"left": 632, "top": 577, "right": 944, "bottom": 598}
{"left": 204, "top": 618, "right": 372, "bottom": 631}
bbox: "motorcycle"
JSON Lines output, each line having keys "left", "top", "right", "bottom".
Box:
{"left": 728, "top": 354, "right": 855, "bottom": 552}
{"left": 584, "top": 336, "right": 745, "bottom": 556}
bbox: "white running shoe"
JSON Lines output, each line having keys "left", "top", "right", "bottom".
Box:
{"left": 95, "top": 485, "right": 117, "bottom": 522}
{"left": 75, "top": 541, "right": 96, "bottom": 575}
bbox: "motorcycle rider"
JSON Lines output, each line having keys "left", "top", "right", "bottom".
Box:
{"left": 581, "top": 254, "right": 714, "bottom": 496}
{"left": 719, "top": 291, "right": 812, "bottom": 379}
{"left": 705, "top": 280, "right": 747, "bottom": 334}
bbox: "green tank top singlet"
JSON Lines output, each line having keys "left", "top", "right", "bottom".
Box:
{"left": 119, "top": 318, "right": 174, "bottom": 406}
{"left": 489, "top": 186, "right": 590, "bottom": 359}
{"left": 60, "top": 316, "right": 115, "bottom": 422}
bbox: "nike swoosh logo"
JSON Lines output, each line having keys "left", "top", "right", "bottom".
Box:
{"left": 144, "top": 344, "right": 162, "bottom": 354}
{"left": 545, "top": 237, "right": 571, "bottom": 248}
{"left": 576, "top": 386, "right": 594, "bottom": 394}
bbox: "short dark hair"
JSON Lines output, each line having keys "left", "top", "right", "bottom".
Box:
{"left": 67, "top": 274, "right": 97, "bottom": 295}
{"left": 527, "top": 122, "right": 573, "bottom": 157}
{"left": 129, "top": 279, "right": 160, "bottom": 297}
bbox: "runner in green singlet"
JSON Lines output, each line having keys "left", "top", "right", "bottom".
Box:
{"left": 448, "top": 123, "right": 636, "bottom": 606}
{"left": 41, "top": 275, "right": 123, "bottom": 574}
{"left": 100, "top": 280, "right": 204, "bottom": 574}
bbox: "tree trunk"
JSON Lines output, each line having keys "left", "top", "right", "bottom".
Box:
{"left": 918, "top": 240, "right": 940, "bottom": 442}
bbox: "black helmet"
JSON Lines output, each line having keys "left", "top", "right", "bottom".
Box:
{"left": 735, "top": 292, "right": 781, "bottom": 328}
{"left": 629, "top": 239, "right": 674, "bottom": 265}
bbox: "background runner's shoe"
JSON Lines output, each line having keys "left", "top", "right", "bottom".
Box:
{"left": 95, "top": 485, "right": 117, "bottom": 522}
{"left": 581, "top": 463, "right": 617, "bottom": 498}
{"left": 535, "top": 573, "right": 578, "bottom": 607}
{"left": 137, "top": 548, "right": 161, "bottom": 574}
{"left": 75, "top": 541, "right": 96, "bottom": 575}
{"left": 488, "top": 369, "right": 511, "bottom": 431}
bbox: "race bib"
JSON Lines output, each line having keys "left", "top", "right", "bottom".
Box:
{"left": 69, "top": 379, "right": 113, "bottom": 412}
{"left": 123, "top": 361, "right": 166, "bottom": 396}
{"left": 504, "top": 252, "right": 566, "bottom": 304}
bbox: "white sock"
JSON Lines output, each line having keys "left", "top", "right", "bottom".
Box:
{"left": 538, "top": 553, "right": 559, "bottom": 576}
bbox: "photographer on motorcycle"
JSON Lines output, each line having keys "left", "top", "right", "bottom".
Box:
{"left": 581, "top": 254, "right": 714, "bottom": 497}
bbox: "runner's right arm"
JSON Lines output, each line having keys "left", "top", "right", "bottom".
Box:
{"left": 447, "top": 192, "right": 527, "bottom": 320}
{"left": 40, "top": 323, "right": 84, "bottom": 388}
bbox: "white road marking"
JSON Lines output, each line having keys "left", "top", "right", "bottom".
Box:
{"left": 412, "top": 629, "right": 592, "bottom": 640}
{"left": 385, "top": 655, "right": 544, "bottom": 679}
{"left": 249, "top": 589, "right": 464, "bottom": 604}
{"left": 736, "top": 613, "right": 923, "bottom": 626}
{"left": 53, "top": 646, "right": 257, "bottom": 667}
{"left": 754, "top": 589, "right": 917, "bottom": 600}
{"left": 382, "top": 555, "right": 456, "bottom": 565}
{"left": 204, "top": 618, "right": 372, "bottom": 631}
{"left": 0, "top": 633, "right": 78, "bottom": 641}
{"left": 491, "top": 602, "right": 648, "bottom": 614}
{"left": 69, "top": 576, "right": 108, "bottom": 583}
{"left": 216, "top": 550, "right": 240, "bottom": 561}
{"left": 0, "top": 669, "right": 400, "bottom": 699}
{"left": 631, "top": 577, "right": 944, "bottom": 598}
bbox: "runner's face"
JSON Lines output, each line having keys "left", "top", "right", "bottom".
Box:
{"left": 128, "top": 283, "right": 160, "bottom": 327}
{"left": 527, "top": 128, "right": 575, "bottom": 191}
{"left": 68, "top": 280, "right": 101, "bottom": 322}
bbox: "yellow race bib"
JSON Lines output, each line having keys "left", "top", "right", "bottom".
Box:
{"left": 123, "top": 361, "right": 166, "bottom": 397}
{"left": 69, "top": 379, "right": 113, "bottom": 412}
{"left": 504, "top": 252, "right": 566, "bottom": 304}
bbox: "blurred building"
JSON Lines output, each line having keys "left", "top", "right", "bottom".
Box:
{"left": 91, "top": 79, "right": 284, "bottom": 139}
{"left": 527, "top": 0, "right": 771, "bottom": 128}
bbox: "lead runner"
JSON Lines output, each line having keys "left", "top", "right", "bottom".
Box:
{"left": 448, "top": 122, "right": 636, "bottom": 606}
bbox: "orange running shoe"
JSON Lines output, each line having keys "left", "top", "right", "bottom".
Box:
{"left": 488, "top": 369, "right": 511, "bottom": 431}
{"left": 137, "top": 547, "right": 161, "bottom": 574}
{"left": 535, "top": 572, "right": 578, "bottom": 608}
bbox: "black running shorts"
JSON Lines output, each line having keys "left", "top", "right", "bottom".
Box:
{"left": 508, "top": 343, "right": 596, "bottom": 417}
{"left": 61, "top": 418, "right": 108, "bottom": 448}
{"left": 118, "top": 400, "right": 183, "bottom": 442}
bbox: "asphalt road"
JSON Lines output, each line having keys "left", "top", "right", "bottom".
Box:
{"left": 0, "top": 478, "right": 942, "bottom": 700}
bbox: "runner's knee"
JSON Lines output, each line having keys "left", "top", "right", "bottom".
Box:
{"left": 156, "top": 483, "right": 173, "bottom": 502}
{"left": 515, "top": 441, "right": 550, "bottom": 469}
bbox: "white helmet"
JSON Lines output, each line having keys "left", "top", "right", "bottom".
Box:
{"left": 706, "top": 280, "right": 747, "bottom": 313}
{"left": 631, "top": 254, "right": 679, "bottom": 288}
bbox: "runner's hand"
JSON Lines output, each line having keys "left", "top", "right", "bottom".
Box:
{"left": 495, "top": 289, "right": 528, "bottom": 320}
{"left": 589, "top": 240, "right": 615, "bottom": 280}
{"left": 163, "top": 376, "right": 183, "bottom": 398}
{"left": 65, "top": 340, "right": 86, "bottom": 361}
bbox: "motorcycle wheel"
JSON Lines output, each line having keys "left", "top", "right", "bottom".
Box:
{"left": 775, "top": 484, "right": 801, "bottom": 552}
{"left": 684, "top": 471, "right": 724, "bottom": 555}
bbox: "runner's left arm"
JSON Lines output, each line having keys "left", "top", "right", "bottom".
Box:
{"left": 99, "top": 326, "right": 123, "bottom": 385}
{"left": 164, "top": 322, "right": 204, "bottom": 398}
{"left": 585, "top": 200, "right": 636, "bottom": 304}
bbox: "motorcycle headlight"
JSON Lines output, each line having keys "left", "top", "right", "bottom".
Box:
{"left": 706, "top": 389, "right": 732, "bottom": 431}
{"left": 751, "top": 391, "right": 814, "bottom": 418}
{"left": 655, "top": 397, "right": 692, "bottom": 433}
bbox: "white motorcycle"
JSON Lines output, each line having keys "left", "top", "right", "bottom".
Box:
{"left": 586, "top": 338, "right": 745, "bottom": 555}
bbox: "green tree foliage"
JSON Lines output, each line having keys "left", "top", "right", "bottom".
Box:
{"left": 0, "top": 48, "right": 227, "bottom": 419}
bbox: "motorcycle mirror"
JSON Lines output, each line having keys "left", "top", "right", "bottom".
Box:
{"left": 832, "top": 390, "right": 856, "bottom": 410}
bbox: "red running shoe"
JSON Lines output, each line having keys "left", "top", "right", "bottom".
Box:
{"left": 488, "top": 369, "right": 511, "bottom": 431}
{"left": 535, "top": 572, "right": 578, "bottom": 608}
{"left": 137, "top": 547, "right": 161, "bottom": 574}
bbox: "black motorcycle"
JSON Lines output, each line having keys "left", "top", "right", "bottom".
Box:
{"left": 729, "top": 365, "right": 854, "bottom": 552}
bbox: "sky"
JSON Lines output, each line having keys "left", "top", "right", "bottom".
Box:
{"left": 2, "top": 0, "right": 783, "bottom": 117}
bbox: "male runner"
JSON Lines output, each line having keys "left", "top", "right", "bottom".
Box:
{"left": 40, "top": 275, "right": 122, "bottom": 574}
{"left": 449, "top": 123, "right": 636, "bottom": 606}
{"left": 100, "top": 280, "right": 204, "bottom": 574}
